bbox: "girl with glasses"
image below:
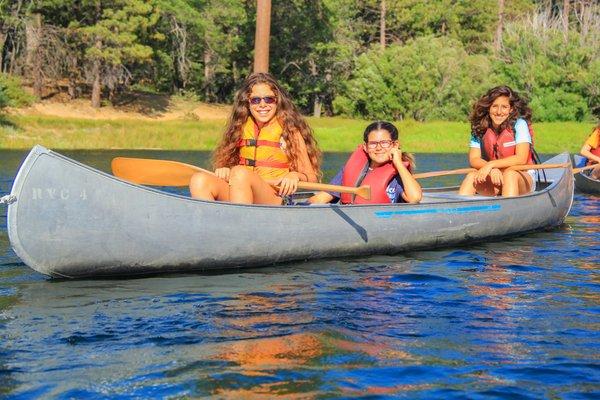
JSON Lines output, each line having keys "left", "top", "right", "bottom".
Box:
{"left": 189, "top": 72, "right": 321, "bottom": 204}
{"left": 458, "top": 86, "right": 538, "bottom": 197}
{"left": 308, "top": 121, "right": 422, "bottom": 204}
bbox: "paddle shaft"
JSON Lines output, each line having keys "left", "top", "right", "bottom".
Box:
{"left": 573, "top": 164, "right": 597, "bottom": 174}
{"left": 413, "top": 163, "right": 571, "bottom": 179}
{"left": 111, "top": 157, "right": 371, "bottom": 199}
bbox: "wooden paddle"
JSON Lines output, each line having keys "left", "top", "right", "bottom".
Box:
{"left": 413, "top": 162, "right": 572, "bottom": 179}
{"left": 111, "top": 157, "right": 371, "bottom": 200}
{"left": 573, "top": 164, "right": 597, "bottom": 174}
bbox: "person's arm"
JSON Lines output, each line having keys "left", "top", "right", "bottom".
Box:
{"left": 290, "top": 131, "right": 318, "bottom": 182}
{"left": 390, "top": 149, "right": 421, "bottom": 203}
{"left": 581, "top": 130, "right": 600, "bottom": 164}
{"left": 581, "top": 144, "right": 600, "bottom": 164}
{"left": 277, "top": 132, "right": 318, "bottom": 196}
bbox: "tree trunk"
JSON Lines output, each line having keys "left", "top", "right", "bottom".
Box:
{"left": 309, "top": 59, "right": 321, "bottom": 118}
{"left": 254, "top": 0, "right": 271, "bottom": 73}
{"left": 203, "top": 47, "right": 214, "bottom": 101}
{"left": 563, "top": 0, "right": 570, "bottom": 40}
{"left": 380, "top": 0, "right": 386, "bottom": 50}
{"left": 313, "top": 94, "right": 322, "bottom": 118}
{"left": 91, "top": 60, "right": 101, "bottom": 108}
{"left": 67, "top": 54, "right": 78, "bottom": 99}
{"left": 91, "top": 41, "right": 102, "bottom": 108}
{"left": 494, "top": 0, "right": 505, "bottom": 54}
{"left": 25, "top": 13, "right": 43, "bottom": 97}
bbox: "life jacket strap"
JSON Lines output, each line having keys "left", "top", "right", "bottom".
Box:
{"left": 237, "top": 139, "right": 282, "bottom": 148}
{"left": 239, "top": 157, "right": 289, "bottom": 169}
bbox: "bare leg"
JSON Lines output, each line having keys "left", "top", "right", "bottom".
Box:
{"left": 189, "top": 172, "right": 230, "bottom": 201}
{"left": 501, "top": 170, "right": 532, "bottom": 197}
{"left": 458, "top": 172, "right": 478, "bottom": 195}
{"left": 228, "top": 166, "right": 281, "bottom": 205}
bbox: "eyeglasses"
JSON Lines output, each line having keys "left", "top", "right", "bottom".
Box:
{"left": 366, "top": 140, "right": 395, "bottom": 149}
{"left": 249, "top": 96, "right": 277, "bottom": 105}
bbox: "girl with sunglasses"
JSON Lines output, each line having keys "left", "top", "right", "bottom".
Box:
{"left": 458, "top": 86, "right": 538, "bottom": 197}
{"left": 189, "top": 72, "right": 321, "bottom": 204}
{"left": 308, "top": 121, "right": 422, "bottom": 204}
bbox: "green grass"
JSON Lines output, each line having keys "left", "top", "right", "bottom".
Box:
{"left": 0, "top": 114, "right": 595, "bottom": 154}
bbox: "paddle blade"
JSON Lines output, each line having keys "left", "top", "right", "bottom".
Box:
{"left": 356, "top": 185, "right": 371, "bottom": 200}
{"left": 112, "top": 157, "right": 202, "bottom": 186}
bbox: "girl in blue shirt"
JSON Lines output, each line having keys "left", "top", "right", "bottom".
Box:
{"left": 458, "top": 86, "right": 536, "bottom": 197}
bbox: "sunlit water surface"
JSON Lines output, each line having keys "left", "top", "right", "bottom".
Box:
{"left": 0, "top": 150, "right": 598, "bottom": 399}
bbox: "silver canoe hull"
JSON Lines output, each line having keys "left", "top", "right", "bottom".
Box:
{"left": 7, "top": 146, "right": 573, "bottom": 278}
{"left": 573, "top": 155, "right": 600, "bottom": 195}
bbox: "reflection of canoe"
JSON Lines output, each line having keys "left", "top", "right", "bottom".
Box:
{"left": 573, "top": 155, "right": 600, "bottom": 195}
{"left": 7, "top": 146, "right": 573, "bottom": 278}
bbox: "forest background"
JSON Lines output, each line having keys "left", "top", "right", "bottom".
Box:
{"left": 0, "top": 0, "right": 598, "bottom": 152}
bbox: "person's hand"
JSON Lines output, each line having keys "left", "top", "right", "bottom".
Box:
{"left": 215, "top": 167, "right": 230, "bottom": 181}
{"left": 390, "top": 147, "right": 403, "bottom": 164}
{"left": 488, "top": 168, "right": 503, "bottom": 186}
{"left": 277, "top": 172, "right": 300, "bottom": 196}
{"left": 475, "top": 164, "right": 493, "bottom": 184}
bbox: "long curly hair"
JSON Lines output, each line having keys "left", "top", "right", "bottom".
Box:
{"left": 470, "top": 86, "right": 532, "bottom": 138}
{"left": 212, "top": 72, "right": 321, "bottom": 176}
{"left": 362, "top": 121, "right": 415, "bottom": 170}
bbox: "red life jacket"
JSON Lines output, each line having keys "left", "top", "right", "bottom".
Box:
{"left": 481, "top": 123, "right": 535, "bottom": 165}
{"left": 340, "top": 146, "right": 410, "bottom": 205}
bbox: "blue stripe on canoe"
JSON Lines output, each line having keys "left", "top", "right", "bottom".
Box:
{"left": 375, "top": 204, "right": 501, "bottom": 219}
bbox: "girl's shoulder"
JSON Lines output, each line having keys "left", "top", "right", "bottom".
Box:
{"left": 514, "top": 117, "right": 529, "bottom": 129}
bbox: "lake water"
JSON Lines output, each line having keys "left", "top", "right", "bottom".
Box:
{"left": 0, "top": 150, "right": 599, "bottom": 399}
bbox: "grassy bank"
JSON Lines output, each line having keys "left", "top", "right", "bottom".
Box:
{"left": 0, "top": 114, "right": 595, "bottom": 153}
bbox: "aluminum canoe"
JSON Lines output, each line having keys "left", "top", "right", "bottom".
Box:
{"left": 573, "top": 155, "right": 600, "bottom": 195}
{"left": 6, "top": 146, "right": 573, "bottom": 278}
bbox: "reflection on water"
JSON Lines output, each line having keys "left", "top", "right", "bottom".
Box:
{"left": 0, "top": 150, "right": 599, "bottom": 398}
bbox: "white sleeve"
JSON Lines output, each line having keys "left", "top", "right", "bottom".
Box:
{"left": 514, "top": 119, "right": 532, "bottom": 144}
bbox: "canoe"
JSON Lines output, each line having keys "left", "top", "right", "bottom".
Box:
{"left": 573, "top": 155, "right": 600, "bottom": 195}
{"left": 5, "top": 146, "right": 573, "bottom": 278}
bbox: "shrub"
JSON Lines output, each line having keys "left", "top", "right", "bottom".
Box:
{"left": 0, "top": 73, "right": 37, "bottom": 108}
{"left": 495, "top": 10, "right": 600, "bottom": 121}
{"left": 333, "top": 36, "right": 493, "bottom": 121}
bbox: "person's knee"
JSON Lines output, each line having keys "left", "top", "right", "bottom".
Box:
{"left": 461, "top": 171, "right": 476, "bottom": 183}
{"left": 190, "top": 172, "right": 209, "bottom": 190}
{"left": 502, "top": 169, "right": 519, "bottom": 182}
{"left": 228, "top": 166, "right": 251, "bottom": 186}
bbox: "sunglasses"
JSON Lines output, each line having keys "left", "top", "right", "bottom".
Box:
{"left": 366, "top": 140, "right": 395, "bottom": 149}
{"left": 249, "top": 96, "right": 277, "bottom": 105}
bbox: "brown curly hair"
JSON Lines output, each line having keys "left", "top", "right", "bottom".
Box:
{"left": 212, "top": 73, "right": 321, "bottom": 177}
{"left": 470, "top": 86, "right": 532, "bottom": 138}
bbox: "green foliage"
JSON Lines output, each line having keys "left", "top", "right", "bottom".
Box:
{"left": 495, "top": 14, "right": 600, "bottom": 121}
{"left": 0, "top": 0, "right": 597, "bottom": 122}
{"left": 333, "top": 37, "right": 492, "bottom": 121}
{"left": 73, "top": 0, "right": 159, "bottom": 67}
{"left": 0, "top": 87, "right": 7, "bottom": 111}
{"left": 0, "top": 74, "right": 36, "bottom": 108}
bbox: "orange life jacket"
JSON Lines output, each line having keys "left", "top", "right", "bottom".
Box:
{"left": 340, "top": 146, "right": 410, "bottom": 205}
{"left": 238, "top": 118, "right": 290, "bottom": 180}
{"left": 481, "top": 122, "right": 535, "bottom": 165}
